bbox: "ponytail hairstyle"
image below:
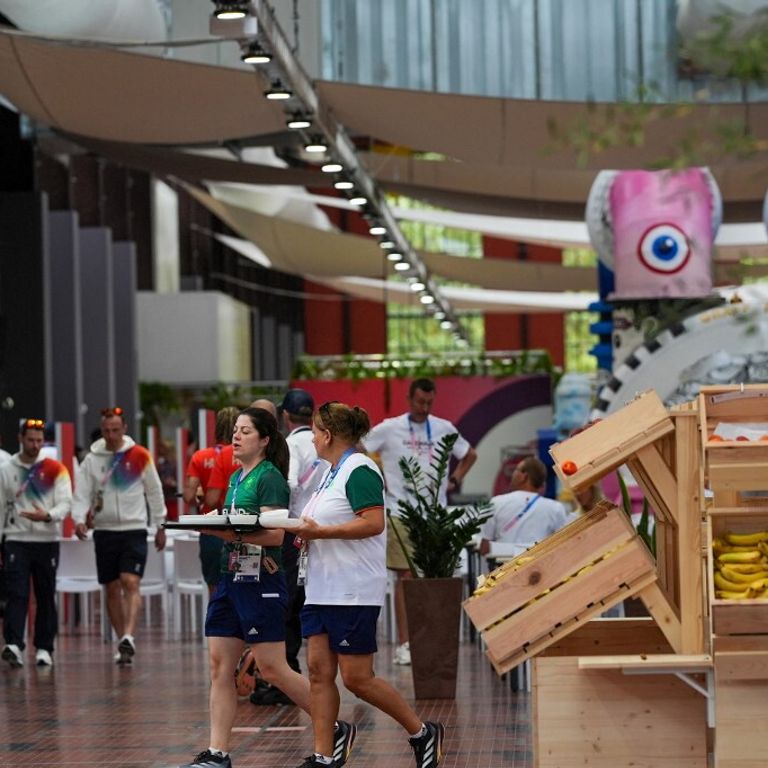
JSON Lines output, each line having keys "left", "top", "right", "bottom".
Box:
{"left": 239, "top": 406, "right": 290, "bottom": 479}
{"left": 313, "top": 401, "right": 371, "bottom": 445}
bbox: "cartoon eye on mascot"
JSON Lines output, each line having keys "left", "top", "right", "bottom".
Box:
{"left": 586, "top": 167, "right": 722, "bottom": 301}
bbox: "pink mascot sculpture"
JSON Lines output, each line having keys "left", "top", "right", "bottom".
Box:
{"left": 586, "top": 168, "right": 722, "bottom": 299}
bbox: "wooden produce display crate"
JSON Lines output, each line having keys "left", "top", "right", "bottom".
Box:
{"left": 550, "top": 389, "right": 674, "bottom": 492}
{"left": 707, "top": 508, "right": 768, "bottom": 637}
{"left": 463, "top": 501, "right": 656, "bottom": 674}
{"left": 699, "top": 385, "right": 768, "bottom": 501}
{"left": 549, "top": 391, "right": 705, "bottom": 655}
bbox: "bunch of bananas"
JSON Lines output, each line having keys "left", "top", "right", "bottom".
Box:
{"left": 472, "top": 545, "right": 619, "bottom": 598}
{"left": 713, "top": 531, "right": 768, "bottom": 599}
{"left": 473, "top": 555, "right": 533, "bottom": 596}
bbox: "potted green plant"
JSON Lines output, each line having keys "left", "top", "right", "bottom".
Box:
{"left": 390, "top": 433, "right": 491, "bottom": 698}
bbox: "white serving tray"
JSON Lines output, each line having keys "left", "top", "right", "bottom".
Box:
{"left": 164, "top": 509, "right": 300, "bottom": 531}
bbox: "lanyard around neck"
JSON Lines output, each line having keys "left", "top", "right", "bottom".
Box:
{"left": 408, "top": 416, "right": 432, "bottom": 460}
{"left": 320, "top": 447, "right": 357, "bottom": 492}
{"left": 229, "top": 460, "right": 267, "bottom": 512}
{"left": 302, "top": 448, "right": 357, "bottom": 521}
{"left": 501, "top": 494, "right": 540, "bottom": 534}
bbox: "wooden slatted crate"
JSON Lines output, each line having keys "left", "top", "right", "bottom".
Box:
{"left": 700, "top": 385, "right": 768, "bottom": 499}
{"left": 708, "top": 508, "right": 768, "bottom": 637}
{"left": 463, "top": 501, "right": 656, "bottom": 674}
{"left": 550, "top": 389, "right": 674, "bottom": 492}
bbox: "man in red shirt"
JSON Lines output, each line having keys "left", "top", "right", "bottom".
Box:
{"left": 182, "top": 407, "right": 239, "bottom": 592}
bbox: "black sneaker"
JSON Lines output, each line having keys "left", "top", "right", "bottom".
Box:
{"left": 333, "top": 720, "right": 356, "bottom": 767}
{"left": 117, "top": 635, "right": 135, "bottom": 665}
{"left": 295, "top": 757, "right": 329, "bottom": 768}
{"left": 409, "top": 721, "right": 445, "bottom": 768}
{"left": 248, "top": 682, "right": 294, "bottom": 707}
{"left": 178, "top": 749, "right": 232, "bottom": 768}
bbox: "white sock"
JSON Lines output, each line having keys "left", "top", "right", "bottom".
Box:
{"left": 208, "top": 748, "right": 228, "bottom": 758}
{"left": 314, "top": 755, "right": 333, "bottom": 765}
{"left": 409, "top": 724, "right": 426, "bottom": 739}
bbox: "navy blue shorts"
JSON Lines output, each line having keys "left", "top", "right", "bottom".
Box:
{"left": 205, "top": 571, "right": 288, "bottom": 643}
{"left": 93, "top": 529, "right": 147, "bottom": 584}
{"left": 300, "top": 604, "right": 380, "bottom": 654}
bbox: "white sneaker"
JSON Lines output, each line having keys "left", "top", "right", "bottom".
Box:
{"left": 394, "top": 641, "right": 411, "bottom": 665}
{"left": 35, "top": 649, "right": 53, "bottom": 667}
{"left": 2, "top": 644, "right": 24, "bottom": 668}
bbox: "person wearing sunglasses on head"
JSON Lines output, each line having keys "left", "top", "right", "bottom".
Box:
{"left": 292, "top": 402, "right": 445, "bottom": 768}
{"left": 71, "top": 407, "right": 166, "bottom": 665}
{"left": 0, "top": 418, "right": 72, "bottom": 668}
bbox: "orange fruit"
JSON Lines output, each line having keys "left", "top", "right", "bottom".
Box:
{"left": 709, "top": 435, "right": 724, "bottom": 442}
{"left": 562, "top": 460, "right": 578, "bottom": 475}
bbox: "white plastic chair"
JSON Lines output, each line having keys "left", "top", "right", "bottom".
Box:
{"left": 380, "top": 570, "right": 397, "bottom": 644}
{"left": 140, "top": 537, "right": 169, "bottom": 632}
{"left": 56, "top": 537, "right": 106, "bottom": 636}
{"left": 171, "top": 536, "right": 207, "bottom": 639}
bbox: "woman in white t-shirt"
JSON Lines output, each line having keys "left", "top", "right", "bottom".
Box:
{"left": 293, "top": 402, "right": 445, "bottom": 768}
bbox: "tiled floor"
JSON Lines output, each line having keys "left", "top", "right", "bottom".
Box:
{"left": 0, "top": 615, "right": 532, "bottom": 768}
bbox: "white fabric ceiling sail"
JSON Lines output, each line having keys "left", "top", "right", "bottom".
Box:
{"left": 0, "top": 29, "right": 286, "bottom": 143}
{"left": 0, "top": 28, "right": 763, "bottom": 221}
{"left": 190, "top": 187, "right": 598, "bottom": 292}
{"left": 187, "top": 186, "right": 390, "bottom": 279}
{"left": 205, "top": 182, "right": 768, "bottom": 264}
{"left": 364, "top": 151, "right": 768, "bottom": 223}
{"left": 317, "top": 80, "right": 768, "bottom": 172}
{"left": 318, "top": 277, "right": 598, "bottom": 313}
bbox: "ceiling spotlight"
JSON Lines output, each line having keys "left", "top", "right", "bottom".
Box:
{"left": 349, "top": 196, "right": 367, "bottom": 206}
{"left": 265, "top": 81, "right": 292, "bottom": 100}
{"left": 241, "top": 41, "right": 271, "bottom": 64}
{"left": 212, "top": 1, "right": 248, "bottom": 20}
{"left": 379, "top": 240, "right": 395, "bottom": 249}
{"left": 394, "top": 261, "right": 411, "bottom": 271}
{"left": 440, "top": 320, "right": 453, "bottom": 330}
{"left": 321, "top": 162, "right": 343, "bottom": 173}
{"left": 420, "top": 294, "right": 436, "bottom": 304}
{"left": 334, "top": 180, "right": 354, "bottom": 190}
{"left": 305, "top": 138, "right": 328, "bottom": 153}
{"left": 409, "top": 281, "right": 425, "bottom": 292}
{"left": 386, "top": 252, "right": 403, "bottom": 262}
{"left": 369, "top": 225, "right": 387, "bottom": 236}
{"left": 287, "top": 114, "right": 312, "bottom": 130}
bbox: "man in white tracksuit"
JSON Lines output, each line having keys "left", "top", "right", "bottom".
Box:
{"left": 71, "top": 408, "right": 166, "bottom": 664}
{"left": 0, "top": 418, "right": 72, "bottom": 668}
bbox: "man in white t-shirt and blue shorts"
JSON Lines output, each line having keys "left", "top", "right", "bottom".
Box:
{"left": 363, "top": 378, "right": 477, "bottom": 665}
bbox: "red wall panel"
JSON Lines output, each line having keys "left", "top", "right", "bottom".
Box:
{"left": 482, "top": 236, "right": 565, "bottom": 365}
